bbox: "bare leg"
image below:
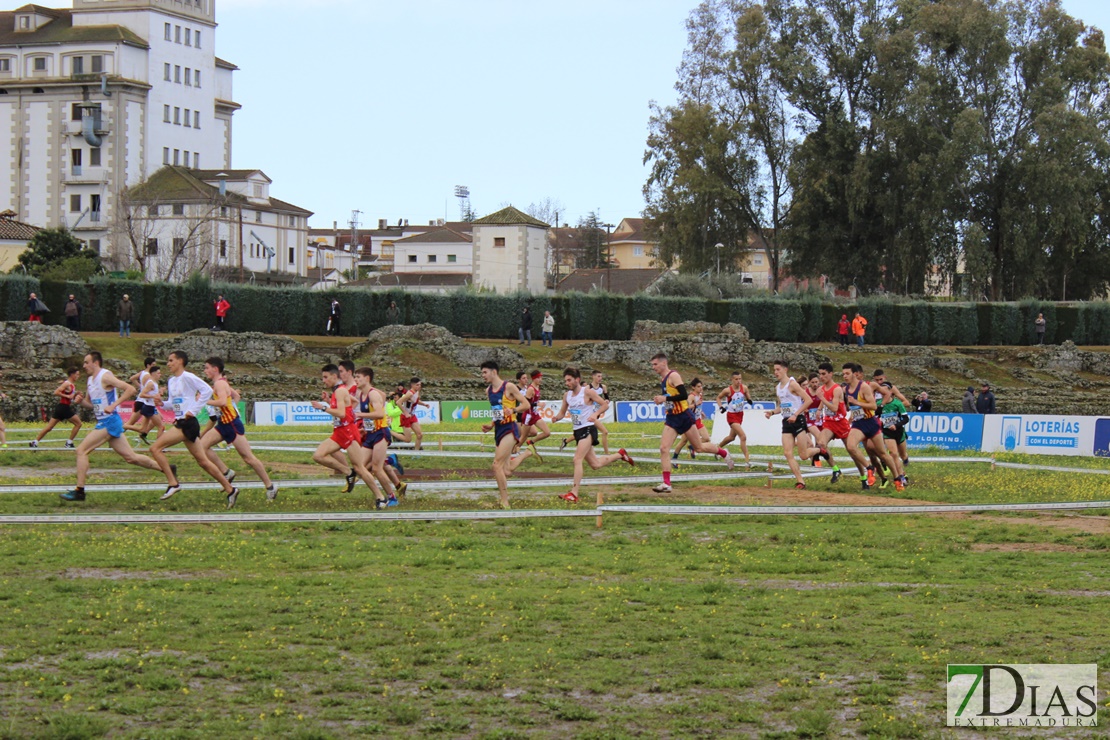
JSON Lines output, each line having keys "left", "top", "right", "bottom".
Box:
{"left": 411, "top": 421, "right": 423, "bottom": 450}
{"left": 595, "top": 420, "right": 610, "bottom": 455}
{"left": 75, "top": 428, "right": 109, "bottom": 488}
{"left": 149, "top": 428, "right": 186, "bottom": 485}
{"left": 67, "top": 417, "right": 82, "bottom": 441}
{"left": 658, "top": 425, "right": 679, "bottom": 475}
{"left": 781, "top": 433, "right": 805, "bottom": 485}
{"left": 35, "top": 419, "right": 60, "bottom": 442}
{"left": 184, "top": 438, "right": 233, "bottom": 493}
{"left": 369, "top": 440, "right": 396, "bottom": 498}
{"left": 529, "top": 418, "right": 551, "bottom": 444}
{"left": 347, "top": 444, "right": 383, "bottom": 499}
{"left": 491, "top": 433, "right": 517, "bottom": 507}
{"left": 314, "top": 439, "right": 350, "bottom": 476}
{"left": 230, "top": 435, "right": 273, "bottom": 487}
{"left": 106, "top": 435, "right": 163, "bottom": 473}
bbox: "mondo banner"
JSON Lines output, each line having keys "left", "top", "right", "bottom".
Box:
{"left": 905, "top": 413, "right": 983, "bottom": 451}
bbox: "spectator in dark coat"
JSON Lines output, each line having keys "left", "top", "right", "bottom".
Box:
{"left": 976, "top": 383, "right": 996, "bottom": 414}
{"left": 28, "top": 292, "right": 46, "bottom": 323}
{"left": 118, "top": 294, "right": 134, "bottom": 338}
{"left": 518, "top": 307, "right": 533, "bottom": 346}
{"left": 961, "top": 387, "right": 977, "bottom": 413}
{"left": 913, "top": 392, "right": 932, "bottom": 412}
{"left": 327, "top": 299, "right": 341, "bottom": 335}
{"left": 385, "top": 301, "right": 400, "bottom": 324}
{"left": 63, "top": 294, "right": 82, "bottom": 331}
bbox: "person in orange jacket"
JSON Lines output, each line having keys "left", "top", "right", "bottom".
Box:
{"left": 852, "top": 312, "right": 868, "bottom": 347}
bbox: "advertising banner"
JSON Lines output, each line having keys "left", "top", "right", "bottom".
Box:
{"left": 905, "top": 413, "right": 984, "bottom": 451}
{"left": 253, "top": 401, "right": 332, "bottom": 426}
{"left": 617, "top": 400, "right": 773, "bottom": 424}
{"left": 117, "top": 401, "right": 246, "bottom": 425}
{"left": 441, "top": 400, "right": 613, "bottom": 424}
{"left": 981, "top": 414, "right": 1108, "bottom": 457}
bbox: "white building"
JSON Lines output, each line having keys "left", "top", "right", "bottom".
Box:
{"left": 392, "top": 227, "right": 472, "bottom": 275}
{"left": 120, "top": 166, "right": 311, "bottom": 283}
{"left": 471, "top": 206, "right": 548, "bottom": 294}
{"left": 0, "top": 0, "right": 237, "bottom": 262}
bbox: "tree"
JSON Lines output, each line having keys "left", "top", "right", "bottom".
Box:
{"left": 15, "top": 228, "right": 100, "bottom": 278}
{"left": 525, "top": 197, "right": 564, "bottom": 227}
{"left": 577, "top": 212, "right": 610, "bottom": 269}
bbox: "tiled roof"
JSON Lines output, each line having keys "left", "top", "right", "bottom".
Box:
{"left": 0, "top": 209, "right": 39, "bottom": 240}
{"left": 556, "top": 268, "right": 667, "bottom": 296}
{"left": 348, "top": 273, "right": 470, "bottom": 288}
{"left": 611, "top": 217, "right": 648, "bottom": 243}
{"left": 472, "top": 206, "right": 549, "bottom": 228}
{"left": 128, "top": 166, "right": 312, "bottom": 216}
{"left": 0, "top": 8, "right": 148, "bottom": 48}
{"left": 394, "top": 227, "right": 472, "bottom": 245}
{"left": 192, "top": 169, "right": 271, "bottom": 183}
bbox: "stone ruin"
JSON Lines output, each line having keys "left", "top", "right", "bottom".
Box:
{"left": 143, "top": 329, "right": 321, "bottom": 366}
{"left": 0, "top": 321, "right": 90, "bottom": 369}
{"left": 346, "top": 323, "right": 524, "bottom": 372}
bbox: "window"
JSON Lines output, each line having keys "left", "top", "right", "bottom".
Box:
{"left": 289, "top": 215, "right": 296, "bottom": 226}
{"left": 173, "top": 238, "right": 185, "bottom": 253}
{"left": 220, "top": 206, "right": 228, "bottom": 217}
{"left": 91, "top": 56, "right": 103, "bottom": 74}
{"left": 174, "top": 107, "right": 180, "bottom": 125}
{"left": 754, "top": 254, "right": 763, "bottom": 265}
{"left": 71, "top": 103, "right": 83, "bottom": 121}
{"left": 633, "top": 246, "right": 644, "bottom": 257}
{"left": 175, "top": 25, "right": 181, "bottom": 43}
{"left": 252, "top": 183, "right": 264, "bottom": 198}
{"left": 194, "top": 70, "right": 201, "bottom": 87}
{"left": 148, "top": 205, "right": 159, "bottom": 216}
{"left": 89, "top": 148, "right": 100, "bottom": 167}
{"left": 172, "top": 204, "right": 184, "bottom": 216}
{"left": 33, "top": 57, "right": 46, "bottom": 72}
{"left": 164, "top": 23, "right": 172, "bottom": 41}
{"left": 146, "top": 238, "right": 158, "bottom": 255}
{"left": 71, "top": 149, "right": 82, "bottom": 175}
{"left": 427, "top": 255, "right": 437, "bottom": 263}
{"left": 163, "top": 147, "right": 170, "bottom": 165}
{"left": 195, "top": 31, "right": 202, "bottom": 49}
{"left": 219, "top": 239, "right": 227, "bottom": 258}
{"left": 19, "top": 16, "right": 30, "bottom": 30}
{"left": 185, "top": 28, "right": 192, "bottom": 46}
{"left": 89, "top": 239, "right": 100, "bottom": 254}
{"left": 184, "top": 67, "right": 191, "bottom": 86}
{"left": 194, "top": 152, "right": 199, "bottom": 168}
{"left": 173, "top": 149, "right": 180, "bottom": 165}
{"left": 193, "top": 111, "right": 200, "bottom": 128}
{"left": 71, "top": 56, "right": 84, "bottom": 75}
{"left": 255, "top": 211, "right": 262, "bottom": 223}
{"left": 164, "top": 63, "right": 171, "bottom": 81}
{"left": 184, "top": 108, "right": 191, "bottom": 127}
{"left": 288, "top": 247, "right": 295, "bottom": 265}
{"left": 163, "top": 104, "right": 170, "bottom": 122}
{"left": 493, "top": 237, "right": 506, "bottom": 247}
{"left": 90, "top": 194, "right": 101, "bottom": 221}
{"left": 174, "top": 65, "right": 181, "bottom": 83}
{"left": 0, "top": 59, "right": 10, "bottom": 73}
{"left": 408, "top": 255, "right": 417, "bottom": 263}
{"left": 70, "top": 194, "right": 81, "bottom": 212}
{"left": 447, "top": 254, "right": 457, "bottom": 263}
{"left": 183, "top": 151, "right": 190, "bottom": 167}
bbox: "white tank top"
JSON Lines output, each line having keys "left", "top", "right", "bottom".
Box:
{"left": 401, "top": 389, "right": 418, "bottom": 415}
{"left": 776, "top": 378, "right": 806, "bottom": 419}
{"left": 87, "top": 368, "right": 117, "bottom": 421}
{"left": 566, "top": 386, "right": 594, "bottom": 430}
{"left": 137, "top": 370, "right": 150, "bottom": 404}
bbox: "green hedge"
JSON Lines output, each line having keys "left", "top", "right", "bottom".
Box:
{"left": 2, "top": 275, "right": 1109, "bottom": 345}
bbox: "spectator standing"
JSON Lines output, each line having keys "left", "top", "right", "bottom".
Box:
{"left": 28, "top": 292, "right": 47, "bottom": 323}
{"left": 837, "top": 314, "right": 850, "bottom": 345}
{"left": 385, "top": 301, "right": 400, "bottom": 324}
{"left": 212, "top": 295, "right": 231, "bottom": 331}
{"left": 541, "top": 310, "right": 555, "bottom": 347}
{"left": 852, "top": 312, "right": 868, "bottom": 347}
{"left": 961, "top": 386, "right": 977, "bottom": 413}
{"left": 1035, "top": 313, "right": 1046, "bottom": 345}
{"left": 118, "top": 294, "right": 134, "bottom": 338}
{"left": 913, "top": 392, "right": 933, "bottom": 412}
{"left": 519, "top": 306, "right": 533, "bottom": 346}
{"left": 63, "top": 294, "right": 81, "bottom": 331}
{"left": 327, "top": 299, "right": 341, "bottom": 335}
{"left": 976, "top": 383, "right": 996, "bottom": 414}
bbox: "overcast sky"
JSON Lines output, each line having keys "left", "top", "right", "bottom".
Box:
{"left": 215, "top": 0, "right": 1110, "bottom": 232}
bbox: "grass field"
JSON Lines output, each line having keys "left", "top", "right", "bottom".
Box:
{"left": 1, "top": 421, "right": 1109, "bottom": 738}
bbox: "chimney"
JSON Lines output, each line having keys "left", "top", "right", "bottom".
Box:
{"left": 378, "top": 218, "right": 387, "bottom": 230}
{"left": 215, "top": 172, "right": 228, "bottom": 197}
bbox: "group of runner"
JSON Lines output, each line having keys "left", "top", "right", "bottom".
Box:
{"left": 765, "top": 359, "right": 910, "bottom": 491}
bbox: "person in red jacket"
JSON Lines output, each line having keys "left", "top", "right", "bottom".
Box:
{"left": 212, "top": 295, "right": 231, "bottom": 331}
{"left": 837, "top": 314, "right": 850, "bottom": 345}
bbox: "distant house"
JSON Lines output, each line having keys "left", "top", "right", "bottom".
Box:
{"left": 607, "top": 218, "right": 659, "bottom": 269}
{"left": 471, "top": 206, "right": 549, "bottom": 294}
{"left": 0, "top": 210, "right": 39, "bottom": 273}
{"left": 392, "top": 227, "right": 472, "bottom": 275}
{"left": 557, "top": 268, "right": 669, "bottom": 295}
{"left": 346, "top": 272, "right": 470, "bottom": 294}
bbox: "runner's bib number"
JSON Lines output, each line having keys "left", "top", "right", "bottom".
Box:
{"left": 849, "top": 407, "right": 866, "bottom": 422}
{"left": 172, "top": 397, "right": 185, "bottom": 418}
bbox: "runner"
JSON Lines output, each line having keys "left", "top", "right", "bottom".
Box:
{"left": 588, "top": 370, "right": 612, "bottom": 454}
{"left": 875, "top": 382, "right": 910, "bottom": 489}
{"left": 672, "top": 377, "right": 711, "bottom": 460}
{"left": 814, "top": 362, "right": 865, "bottom": 483}
{"left": 480, "top": 360, "right": 534, "bottom": 509}
{"left": 871, "top": 368, "right": 911, "bottom": 407}
{"left": 351, "top": 366, "right": 396, "bottom": 509}
{"left": 124, "top": 363, "right": 166, "bottom": 443}
{"left": 763, "top": 360, "right": 815, "bottom": 489}
{"left": 397, "top": 377, "right": 426, "bottom": 450}
{"left": 802, "top": 372, "right": 838, "bottom": 472}
{"left": 552, "top": 367, "right": 634, "bottom": 503}
{"left": 518, "top": 370, "right": 550, "bottom": 459}
{"left": 61, "top": 352, "right": 164, "bottom": 501}
{"left": 387, "top": 385, "right": 412, "bottom": 444}
{"left": 715, "top": 371, "right": 752, "bottom": 469}
{"left": 125, "top": 357, "right": 158, "bottom": 441}
{"left": 841, "top": 362, "right": 902, "bottom": 491}
{"left": 30, "top": 366, "right": 83, "bottom": 449}
{"left": 149, "top": 350, "right": 239, "bottom": 505}
{"left": 310, "top": 363, "right": 361, "bottom": 492}
{"left": 198, "top": 356, "right": 277, "bottom": 506}
{"left": 650, "top": 353, "right": 733, "bottom": 493}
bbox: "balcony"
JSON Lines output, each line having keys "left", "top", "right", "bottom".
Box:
{"left": 64, "top": 167, "right": 107, "bottom": 184}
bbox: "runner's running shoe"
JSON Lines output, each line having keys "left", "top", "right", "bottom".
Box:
{"left": 344, "top": 471, "right": 358, "bottom": 493}
{"left": 559, "top": 491, "right": 579, "bottom": 503}
{"left": 28, "top": 440, "right": 38, "bottom": 449}
{"left": 795, "top": 482, "right": 806, "bottom": 490}
{"left": 528, "top": 440, "right": 542, "bottom": 462}
{"left": 60, "top": 489, "right": 85, "bottom": 501}
{"left": 618, "top": 449, "right": 635, "bottom": 467}
{"left": 830, "top": 466, "right": 841, "bottom": 484}
{"left": 266, "top": 484, "right": 278, "bottom": 502}
{"left": 866, "top": 467, "right": 876, "bottom": 486}
{"left": 559, "top": 438, "right": 569, "bottom": 451}
{"left": 652, "top": 483, "right": 672, "bottom": 493}
{"left": 226, "top": 487, "right": 240, "bottom": 509}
